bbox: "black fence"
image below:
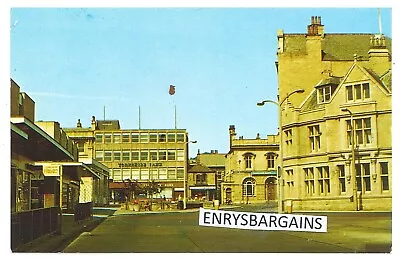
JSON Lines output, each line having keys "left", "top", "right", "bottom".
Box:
{"left": 11, "top": 207, "right": 60, "bottom": 251}
{"left": 74, "top": 202, "right": 93, "bottom": 222}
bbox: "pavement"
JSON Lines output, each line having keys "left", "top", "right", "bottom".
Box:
{"left": 12, "top": 205, "right": 206, "bottom": 253}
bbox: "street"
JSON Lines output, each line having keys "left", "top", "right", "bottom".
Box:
{"left": 63, "top": 205, "right": 392, "bottom": 253}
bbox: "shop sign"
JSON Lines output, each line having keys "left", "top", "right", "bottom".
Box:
{"left": 43, "top": 164, "right": 60, "bottom": 177}
{"left": 118, "top": 162, "right": 163, "bottom": 168}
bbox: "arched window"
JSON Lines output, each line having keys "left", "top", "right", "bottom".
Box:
{"left": 243, "top": 153, "right": 255, "bottom": 169}
{"left": 242, "top": 177, "right": 256, "bottom": 197}
{"left": 265, "top": 153, "right": 276, "bottom": 169}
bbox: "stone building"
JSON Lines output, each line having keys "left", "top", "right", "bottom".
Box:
{"left": 275, "top": 16, "right": 392, "bottom": 211}
{"left": 187, "top": 150, "right": 226, "bottom": 201}
{"left": 222, "top": 125, "right": 279, "bottom": 204}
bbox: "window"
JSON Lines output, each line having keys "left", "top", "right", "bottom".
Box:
{"left": 355, "top": 118, "right": 371, "bottom": 145}
{"left": 122, "top": 150, "right": 130, "bottom": 161}
{"left": 131, "top": 150, "right": 139, "bottom": 161}
{"left": 177, "top": 150, "right": 184, "bottom": 161}
{"left": 346, "top": 83, "right": 370, "bottom": 101}
{"left": 103, "top": 150, "right": 111, "bottom": 161}
{"left": 131, "top": 133, "right": 139, "bottom": 143}
{"left": 168, "top": 150, "right": 176, "bottom": 161}
{"left": 304, "top": 168, "right": 315, "bottom": 195}
{"left": 140, "top": 133, "right": 148, "bottom": 143}
{"left": 338, "top": 165, "right": 346, "bottom": 193}
{"left": 243, "top": 154, "right": 253, "bottom": 169}
{"left": 242, "top": 177, "right": 255, "bottom": 197}
{"left": 318, "top": 86, "right": 331, "bottom": 103}
{"left": 95, "top": 151, "right": 103, "bottom": 161}
{"left": 122, "top": 133, "right": 130, "bottom": 143}
{"left": 159, "top": 133, "right": 166, "bottom": 142}
{"left": 150, "top": 169, "right": 158, "bottom": 180}
{"left": 159, "top": 168, "right": 167, "bottom": 180}
{"left": 77, "top": 142, "right": 84, "bottom": 153}
{"left": 177, "top": 133, "right": 185, "bottom": 142}
{"left": 356, "top": 163, "right": 371, "bottom": 192}
{"left": 167, "top": 133, "right": 176, "bottom": 142}
{"left": 149, "top": 133, "right": 158, "bottom": 142}
{"left": 346, "top": 118, "right": 372, "bottom": 146}
{"left": 177, "top": 168, "right": 184, "bottom": 179}
{"left": 113, "top": 133, "right": 121, "bottom": 143}
{"left": 309, "top": 125, "right": 321, "bottom": 152}
{"left": 113, "top": 169, "right": 122, "bottom": 181}
{"left": 317, "top": 166, "right": 330, "bottom": 194}
{"left": 132, "top": 169, "right": 140, "bottom": 180}
{"left": 150, "top": 150, "right": 158, "bottom": 161}
{"left": 113, "top": 151, "right": 121, "bottom": 161}
{"left": 95, "top": 134, "right": 103, "bottom": 143}
{"left": 380, "top": 162, "right": 389, "bottom": 191}
{"left": 168, "top": 168, "right": 176, "bottom": 180}
{"left": 196, "top": 173, "right": 206, "bottom": 184}
{"left": 140, "top": 169, "right": 149, "bottom": 180}
{"left": 286, "top": 169, "right": 294, "bottom": 197}
{"left": 140, "top": 150, "right": 148, "bottom": 161}
{"left": 266, "top": 153, "right": 275, "bottom": 169}
{"left": 159, "top": 150, "right": 167, "bottom": 161}
{"left": 285, "top": 129, "right": 293, "bottom": 146}
{"left": 104, "top": 134, "right": 112, "bottom": 143}
{"left": 122, "top": 169, "right": 131, "bottom": 180}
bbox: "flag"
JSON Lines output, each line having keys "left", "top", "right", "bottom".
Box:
{"left": 169, "top": 85, "right": 175, "bottom": 95}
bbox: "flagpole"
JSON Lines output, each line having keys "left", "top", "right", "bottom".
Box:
{"left": 138, "top": 106, "right": 141, "bottom": 129}
{"left": 174, "top": 105, "right": 177, "bottom": 129}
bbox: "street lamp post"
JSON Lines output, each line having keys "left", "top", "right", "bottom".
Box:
{"left": 184, "top": 140, "right": 197, "bottom": 210}
{"left": 257, "top": 88, "right": 304, "bottom": 214}
{"left": 341, "top": 108, "right": 358, "bottom": 211}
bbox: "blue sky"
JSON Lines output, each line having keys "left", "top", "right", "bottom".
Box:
{"left": 9, "top": 7, "right": 392, "bottom": 157}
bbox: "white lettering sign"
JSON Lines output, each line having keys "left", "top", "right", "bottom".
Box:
{"left": 199, "top": 208, "right": 327, "bottom": 233}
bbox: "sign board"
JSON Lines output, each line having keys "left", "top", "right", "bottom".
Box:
{"left": 199, "top": 208, "right": 327, "bottom": 233}
{"left": 43, "top": 164, "right": 61, "bottom": 177}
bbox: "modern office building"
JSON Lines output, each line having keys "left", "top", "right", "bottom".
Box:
{"left": 222, "top": 125, "right": 279, "bottom": 204}
{"left": 65, "top": 117, "right": 192, "bottom": 203}
{"left": 275, "top": 16, "right": 392, "bottom": 211}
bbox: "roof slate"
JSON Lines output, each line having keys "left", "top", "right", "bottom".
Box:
{"left": 284, "top": 34, "right": 392, "bottom": 61}
{"left": 188, "top": 164, "right": 212, "bottom": 173}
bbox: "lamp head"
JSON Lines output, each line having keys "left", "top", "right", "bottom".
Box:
{"left": 257, "top": 101, "right": 265, "bottom": 106}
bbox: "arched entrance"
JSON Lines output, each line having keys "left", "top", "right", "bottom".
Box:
{"left": 265, "top": 177, "right": 277, "bottom": 201}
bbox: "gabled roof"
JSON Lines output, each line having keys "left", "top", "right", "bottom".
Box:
{"left": 300, "top": 62, "right": 391, "bottom": 112}
{"left": 283, "top": 34, "right": 392, "bottom": 61}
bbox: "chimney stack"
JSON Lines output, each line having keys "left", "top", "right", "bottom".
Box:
{"left": 91, "top": 116, "right": 96, "bottom": 130}
{"left": 307, "top": 16, "right": 324, "bottom": 36}
{"left": 229, "top": 125, "right": 236, "bottom": 149}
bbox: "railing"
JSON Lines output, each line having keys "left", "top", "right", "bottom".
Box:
{"left": 74, "top": 202, "right": 93, "bottom": 222}
{"left": 11, "top": 206, "right": 60, "bottom": 251}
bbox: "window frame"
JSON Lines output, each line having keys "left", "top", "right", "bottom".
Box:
{"left": 308, "top": 125, "right": 321, "bottom": 152}
{"left": 345, "top": 82, "right": 371, "bottom": 102}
